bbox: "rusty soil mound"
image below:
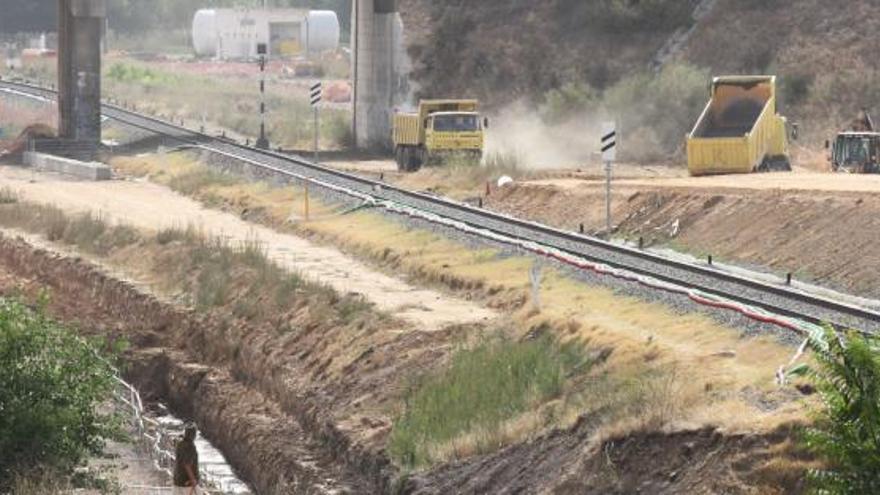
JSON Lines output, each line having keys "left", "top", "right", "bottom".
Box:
{"left": 489, "top": 177, "right": 880, "bottom": 301}
{"left": 407, "top": 420, "right": 807, "bottom": 495}
{"left": 0, "top": 123, "right": 55, "bottom": 162}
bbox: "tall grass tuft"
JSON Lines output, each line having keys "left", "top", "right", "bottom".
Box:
{"left": 0, "top": 187, "right": 19, "bottom": 205}
{"left": 389, "top": 334, "right": 592, "bottom": 468}
{"left": 0, "top": 202, "right": 140, "bottom": 255}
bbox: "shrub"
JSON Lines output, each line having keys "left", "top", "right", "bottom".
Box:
{"left": 0, "top": 298, "right": 120, "bottom": 489}
{"left": 389, "top": 334, "right": 591, "bottom": 468}
{"left": 796, "top": 326, "right": 880, "bottom": 494}
{"left": 602, "top": 63, "right": 709, "bottom": 161}
{"left": 781, "top": 73, "right": 814, "bottom": 109}
{"left": 540, "top": 81, "right": 599, "bottom": 125}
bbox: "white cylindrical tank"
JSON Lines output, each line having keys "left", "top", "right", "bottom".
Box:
{"left": 192, "top": 9, "right": 218, "bottom": 57}
{"left": 303, "top": 11, "right": 340, "bottom": 53}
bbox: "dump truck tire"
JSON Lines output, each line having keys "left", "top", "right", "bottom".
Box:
{"left": 395, "top": 147, "right": 406, "bottom": 172}
{"left": 757, "top": 156, "right": 792, "bottom": 173}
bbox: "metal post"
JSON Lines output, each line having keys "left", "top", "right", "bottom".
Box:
{"left": 256, "top": 52, "right": 269, "bottom": 149}
{"left": 303, "top": 182, "right": 310, "bottom": 221}
{"left": 314, "top": 105, "right": 319, "bottom": 164}
{"left": 605, "top": 160, "right": 612, "bottom": 235}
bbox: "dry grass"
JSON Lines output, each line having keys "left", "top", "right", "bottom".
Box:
{"left": 105, "top": 151, "right": 809, "bottom": 466}
{"left": 395, "top": 151, "right": 538, "bottom": 200}
{"left": 116, "top": 151, "right": 804, "bottom": 433}
{"left": 111, "top": 153, "right": 337, "bottom": 222}
{"left": 0, "top": 197, "right": 379, "bottom": 331}
{"left": 300, "top": 209, "right": 806, "bottom": 434}
{"left": 102, "top": 57, "right": 352, "bottom": 150}
{"left": 0, "top": 201, "right": 140, "bottom": 256}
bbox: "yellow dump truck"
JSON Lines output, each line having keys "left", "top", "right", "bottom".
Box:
{"left": 687, "top": 76, "right": 791, "bottom": 176}
{"left": 392, "top": 99, "right": 485, "bottom": 172}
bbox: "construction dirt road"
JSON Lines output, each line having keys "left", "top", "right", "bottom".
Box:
{"left": 0, "top": 166, "right": 494, "bottom": 331}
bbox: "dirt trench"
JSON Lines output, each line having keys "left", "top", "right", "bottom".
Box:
{"left": 0, "top": 235, "right": 397, "bottom": 493}
{"left": 405, "top": 417, "right": 810, "bottom": 494}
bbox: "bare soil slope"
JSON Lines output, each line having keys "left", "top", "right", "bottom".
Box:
{"left": 407, "top": 422, "right": 809, "bottom": 495}
{"left": 491, "top": 175, "right": 880, "bottom": 300}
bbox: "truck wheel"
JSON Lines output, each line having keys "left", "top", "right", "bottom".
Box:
{"left": 758, "top": 156, "right": 791, "bottom": 173}
{"left": 405, "top": 149, "right": 422, "bottom": 172}
{"left": 395, "top": 147, "right": 405, "bottom": 172}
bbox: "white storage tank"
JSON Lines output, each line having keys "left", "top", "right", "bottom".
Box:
{"left": 192, "top": 9, "right": 219, "bottom": 57}
{"left": 303, "top": 11, "right": 340, "bottom": 53}
{"left": 191, "top": 8, "right": 340, "bottom": 60}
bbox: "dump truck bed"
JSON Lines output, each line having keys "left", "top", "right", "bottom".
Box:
{"left": 393, "top": 113, "right": 421, "bottom": 147}
{"left": 687, "top": 76, "right": 788, "bottom": 176}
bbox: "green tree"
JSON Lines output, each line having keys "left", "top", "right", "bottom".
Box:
{"left": 797, "top": 327, "right": 880, "bottom": 494}
{"left": 0, "top": 298, "right": 120, "bottom": 488}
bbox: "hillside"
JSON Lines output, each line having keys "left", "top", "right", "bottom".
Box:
{"left": 400, "top": 0, "right": 880, "bottom": 161}
{"left": 400, "top": 0, "right": 700, "bottom": 108}
{"left": 681, "top": 0, "right": 880, "bottom": 142}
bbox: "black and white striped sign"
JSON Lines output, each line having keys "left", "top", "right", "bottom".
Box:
{"left": 601, "top": 122, "right": 616, "bottom": 162}
{"left": 310, "top": 82, "right": 322, "bottom": 107}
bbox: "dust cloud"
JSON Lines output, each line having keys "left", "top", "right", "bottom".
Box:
{"left": 485, "top": 102, "right": 606, "bottom": 170}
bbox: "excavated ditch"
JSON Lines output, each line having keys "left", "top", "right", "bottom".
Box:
{"left": 0, "top": 235, "right": 394, "bottom": 494}
{"left": 0, "top": 223, "right": 817, "bottom": 494}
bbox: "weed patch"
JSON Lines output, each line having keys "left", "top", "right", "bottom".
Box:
{"left": 390, "top": 334, "right": 593, "bottom": 468}
{"left": 0, "top": 203, "right": 141, "bottom": 255}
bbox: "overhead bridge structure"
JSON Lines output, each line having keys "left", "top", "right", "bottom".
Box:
{"left": 52, "top": 0, "right": 408, "bottom": 152}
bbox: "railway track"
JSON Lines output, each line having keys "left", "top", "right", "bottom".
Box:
{"left": 3, "top": 79, "right": 880, "bottom": 335}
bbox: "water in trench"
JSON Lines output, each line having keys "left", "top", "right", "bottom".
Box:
{"left": 134, "top": 402, "right": 252, "bottom": 494}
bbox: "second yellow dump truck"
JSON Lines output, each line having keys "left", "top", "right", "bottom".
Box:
{"left": 687, "top": 76, "right": 791, "bottom": 176}
{"left": 392, "top": 99, "right": 485, "bottom": 172}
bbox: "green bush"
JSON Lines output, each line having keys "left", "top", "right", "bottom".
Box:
{"left": 105, "top": 63, "right": 178, "bottom": 86}
{"left": 0, "top": 298, "right": 120, "bottom": 488}
{"left": 541, "top": 81, "right": 599, "bottom": 124}
{"left": 389, "top": 334, "right": 592, "bottom": 468}
{"left": 796, "top": 327, "right": 880, "bottom": 494}
{"left": 602, "top": 63, "right": 709, "bottom": 161}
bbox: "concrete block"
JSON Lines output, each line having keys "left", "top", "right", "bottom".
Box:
{"left": 23, "top": 152, "right": 112, "bottom": 181}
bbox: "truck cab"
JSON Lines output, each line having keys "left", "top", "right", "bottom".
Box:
{"left": 830, "top": 132, "right": 880, "bottom": 173}
{"left": 424, "top": 112, "right": 484, "bottom": 158}
{"left": 392, "top": 99, "right": 486, "bottom": 172}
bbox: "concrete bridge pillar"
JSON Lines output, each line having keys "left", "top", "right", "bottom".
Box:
{"left": 57, "top": 0, "right": 105, "bottom": 150}
{"left": 352, "top": 0, "right": 402, "bottom": 149}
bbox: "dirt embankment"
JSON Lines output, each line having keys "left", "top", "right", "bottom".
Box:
{"left": 407, "top": 419, "right": 808, "bottom": 495}
{"left": 489, "top": 177, "right": 880, "bottom": 299}
{"left": 0, "top": 234, "right": 412, "bottom": 492}
{"left": 0, "top": 233, "right": 814, "bottom": 494}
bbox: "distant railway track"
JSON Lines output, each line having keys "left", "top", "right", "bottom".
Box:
{"left": 3, "top": 78, "right": 880, "bottom": 335}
